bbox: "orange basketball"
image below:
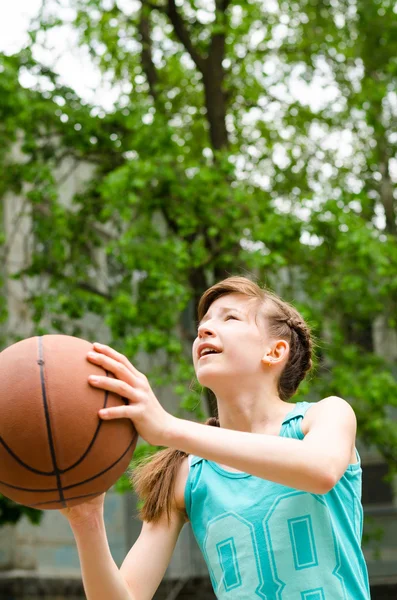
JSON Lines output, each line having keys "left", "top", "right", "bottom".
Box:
{"left": 0, "top": 335, "right": 137, "bottom": 509}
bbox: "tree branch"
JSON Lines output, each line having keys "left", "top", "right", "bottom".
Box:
{"left": 138, "top": 6, "right": 159, "bottom": 102}
{"left": 142, "top": 0, "right": 165, "bottom": 10}
{"left": 75, "top": 280, "right": 112, "bottom": 300}
{"left": 220, "top": 0, "right": 231, "bottom": 10}
{"left": 166, "top": 0, "right": 206, "bottom": 73}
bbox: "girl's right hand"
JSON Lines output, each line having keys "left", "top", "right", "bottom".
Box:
{"left": 59, "top": 493, "right": 106, "bottom": 526}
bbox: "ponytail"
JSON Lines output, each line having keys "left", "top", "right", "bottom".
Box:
{"left": 131, "top": 417, "right": 219, "bottom": 523}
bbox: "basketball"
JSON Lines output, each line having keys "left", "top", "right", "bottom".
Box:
{"left": 0, "top": 334, "right": 138, "bottom": 509}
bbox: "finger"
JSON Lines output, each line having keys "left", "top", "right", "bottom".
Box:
{"left": 92, "top": 343, "right": 142, "bottom": 378}
{"left": 98, "top": 405, "right": 134, "bottom": 420}
{"left": 87, "top": 352, "right": 140, "bottom": 387}
{"left": 89, "top": 374, "right": 140, "bottom": 403}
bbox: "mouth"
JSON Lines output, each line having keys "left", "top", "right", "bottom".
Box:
{"left": 198, "top": 348, "right": 222, "bottom": 360}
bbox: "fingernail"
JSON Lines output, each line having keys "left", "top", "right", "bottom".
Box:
{"left": 89, "top": 376, "right": 99, "bottom": 383}
{"left": 94, "top": 342, "right": 102, "bottom": 348}
{"left": 87, "top": 352, "right": 96, "bottom": 358}
{"left": 99, "top": 409, "right": 108, "bottom": 417}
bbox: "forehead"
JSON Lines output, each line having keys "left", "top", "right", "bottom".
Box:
{"left": 199, "top": 293, "right": 269, "bottom": 333}
{"left": 205, "top": 293, "right": 259, "bottom": 316}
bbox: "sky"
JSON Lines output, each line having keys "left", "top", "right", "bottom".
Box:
{"left": 0, "top": 0, "right": 122, "bottom": 109}
{"left": 0, "top": 0, "right": 338, "bottom": 113}
{"left": 0, "top": 1, "right": 40, "bottom": 54}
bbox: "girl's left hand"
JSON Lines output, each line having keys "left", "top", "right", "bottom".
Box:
{"left": 87, "top": 342, "right": 175, "bottom": 447}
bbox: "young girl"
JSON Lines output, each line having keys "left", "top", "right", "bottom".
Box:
{"left": 63, "top": 276, "right": 370, "bottom": 599}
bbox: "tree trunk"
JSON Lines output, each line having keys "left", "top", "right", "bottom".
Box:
{"left": 203, "top": 3, "right": 229, "bottom": 150}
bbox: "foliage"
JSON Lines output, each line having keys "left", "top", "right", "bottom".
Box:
{"left": 0, "top": 0, "right": 396, "bottom": 525}
{"left": 0, "top": 494, "right": 43, "bottom": 526}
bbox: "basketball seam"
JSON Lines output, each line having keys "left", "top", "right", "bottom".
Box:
{"left": 38, "top": 336, "right": 66, "bottom": 508}
{"left": 0, "top": 435, "right": 55, "bottom": 476}
{"left": 58, "top": 376, "right": 111, "bottom": 474}
{"left": 27, "top": 491, "right": 104, "bottom": 508}
{"left": 62, "top": 435, "right": 136, "bottom": 491}
{"left": 0, "top": 374, "right": 112, "bottom": 476}
{"left": 0, "top": 435, "right": 136, "bottom": 494}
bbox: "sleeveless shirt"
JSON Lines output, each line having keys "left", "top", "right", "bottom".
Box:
{"left": 184, "top": 401, "right": 370, "bottom": 599}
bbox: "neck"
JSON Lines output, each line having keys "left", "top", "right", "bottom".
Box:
{"left": 214, "top": 387, "right": 291, "bottom": 434}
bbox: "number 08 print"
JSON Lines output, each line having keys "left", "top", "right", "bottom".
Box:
{"left": 203, "top": 491, "right": 346, "bottom": 599}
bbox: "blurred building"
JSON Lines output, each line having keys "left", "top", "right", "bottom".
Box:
{"left": 0, "top": 161, "right": 396, "bottom": 599}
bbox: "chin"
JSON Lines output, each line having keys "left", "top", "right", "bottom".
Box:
{"left": 196, "top": 367, "right": 216, "bottom": 387}
{"left": 196, "top": 366, "right": 229, "bottom": 389}
{"left": 196, "top": 373, "right": 213, "bottom": 387}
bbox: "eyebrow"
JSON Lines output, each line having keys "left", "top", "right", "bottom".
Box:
{"left": 198, "top": 307, "right": 245, "bottom": 327}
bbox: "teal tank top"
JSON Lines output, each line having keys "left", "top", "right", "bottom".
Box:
{"left": 184, "top": 402, "right": 370, "bottom": 599}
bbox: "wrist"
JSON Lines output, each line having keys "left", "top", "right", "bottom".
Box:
{"left": 160, "top": 414, "right": 185, "bottom": 448}
{"left": 67, "top": 510, "right": 104, "bottom": 535}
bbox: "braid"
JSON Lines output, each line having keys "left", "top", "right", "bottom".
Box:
{"left": 286, "top": 318, "right": 312, "bottom": 357}
{"left": 278, "top": 315, "right": 313, "bottom": 401}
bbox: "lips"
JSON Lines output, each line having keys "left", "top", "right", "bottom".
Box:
{"left": 197, "top": 344, "right": 222, "bottom": 359}
{"left": 199, "top": 351, "right": 219, "bottom": 359}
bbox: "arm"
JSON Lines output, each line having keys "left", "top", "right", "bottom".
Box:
{"left": 166, "top": 396, "right": 356, "bottom": 494}
{"left": 70, "top": 509, "right": 133, "bottom": 600}
{"left": 86, "top": 346, "right": 356, "bottom": 496}
{"left": 68, "top": 460, "right": 188, "bottom": 600}
{"left": 120, "top": 510, "right": 185, "bottom": 600}
{"left": 70, "top": 510, "right": 184, "bottom": 600}
{"left": 120, "top": 458, "right": 188, "bottom": 599}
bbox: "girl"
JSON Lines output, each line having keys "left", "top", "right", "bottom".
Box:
{"left": 63, "top": 276, "right": 370, "bottom": 599}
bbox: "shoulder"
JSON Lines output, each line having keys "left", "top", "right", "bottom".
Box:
{"left": 301, "top": 396, "right": 357, "bottom": 436}
{"left": 173, "top": 456, "right": 189, "bottom": 521}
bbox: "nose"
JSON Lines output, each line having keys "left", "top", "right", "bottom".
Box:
{"left": 197, "top": 322, "right": 216, "bottom": 339}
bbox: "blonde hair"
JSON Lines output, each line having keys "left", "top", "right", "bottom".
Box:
{"left": 131, "top": 276, "right": 313, "bottom": 522}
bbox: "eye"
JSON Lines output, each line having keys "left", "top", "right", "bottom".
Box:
{"left": 225, "top": 314, "right": 238, "bottom": 321}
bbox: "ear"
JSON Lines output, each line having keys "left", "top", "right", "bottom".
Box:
{"left": 261, "top": 340, "right": 289, "bottom": 366}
